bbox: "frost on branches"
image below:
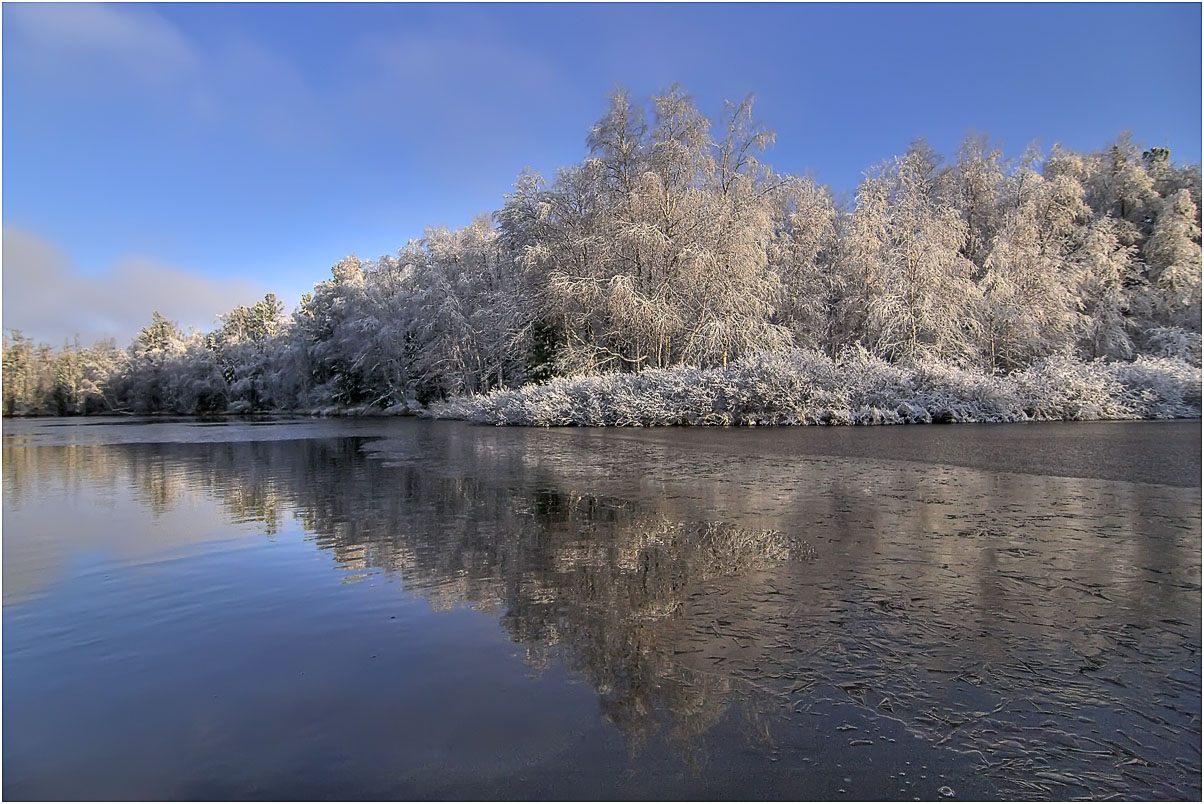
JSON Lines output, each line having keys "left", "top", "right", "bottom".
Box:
{"left": 3, "top": 87, "right": 1200, "bottom": 424}
{"left": 428, "top": 348, "right": 1201, "bottom": 427}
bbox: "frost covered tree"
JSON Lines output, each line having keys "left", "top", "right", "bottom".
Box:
{"left": 1076, "top": 217, "right": 1141, "bottom": 360}
{"left": 1084, "top": 133, "right": 1159, "bottom": 245}
{"left": 506, "top": 160, "right": 614, "bottom": 375}
{"left": 2, "top": 331, "right": 38, "bottom": 415}
{"left": 406, "top": 217, "right": 531, "bottom": 400}
{"left": 977, "top": 169, "right": 1091, "bottom": 370}
{"left": 679, "top": 94, "right": 793, "bottom": 367}
{"left": 942, "top": 134, "right": 1006, "bottom": 272}
{"left": 2, "top": 332, "right": 125, "bottom": 415}
{"left": 291, "top": 256, "right": 373, "bottom": 407}
{"left": 117, "top": 312, "right": 189, "bottom": 412}
{"left": 5, "top": 85, "right": 1201, "bottom": 421}
{"left": 1143, "top": 189, "right": 1202, "bottom": 329}
{"left": 768, "top": 176, "right": 840, "bottom": 353}
{"left": 851, "top": 144, "right": 981, "bottom": 365}
{"left": 508, "top": 87, "right": 791, "bottom": 373}
{"left": 210, "top": 293, "right": 290, "bottom": 412}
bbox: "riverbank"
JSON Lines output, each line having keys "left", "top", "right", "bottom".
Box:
{"left": 7, "top": 350, "right": 1199, "bottom": 426}
{"left": 429, "top": 349, "right": 1202, "bottom": 427}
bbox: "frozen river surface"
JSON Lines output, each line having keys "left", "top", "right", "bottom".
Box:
{"left": 3, "top": 417, "right": 1200, "bottom": 800}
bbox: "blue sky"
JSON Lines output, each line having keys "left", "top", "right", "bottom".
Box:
{"left": 4, "top": 2, "right": 1201, "bottom": 344}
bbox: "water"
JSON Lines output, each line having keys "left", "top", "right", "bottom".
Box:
{"left": 3, "top": 417, "right": 1200, "bottom": 800}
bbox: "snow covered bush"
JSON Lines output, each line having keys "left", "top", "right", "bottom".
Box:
{"left": 429, "top": 350, "right": 1202, "bottom": 427}
{"left": 1144, "top": 327, "right": 1203, "bottom": 366}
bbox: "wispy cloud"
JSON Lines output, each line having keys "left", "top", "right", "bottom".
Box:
{"left": 348, "top": 22, "right": 571, "bottom": 142}
{"left": 2, "top": 227, "right": 278, "bottom": 346}
{"left": 5, "top": 4, "right": 327, "bottom": 149}
{"left": 5, "top": 3, "right": 201, "bottom": 87}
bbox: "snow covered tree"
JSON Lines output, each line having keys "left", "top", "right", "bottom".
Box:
{"left": 1076, "top": 217, "right": 1140, "bottom": 360}
{"left": 1082, "top": 133, "right": 1158, "bottom": 245}
{"left": 118, "top": 312, "right": 188, "bottom": 412}
{"left": 976, "top": 169, "right": 1091, "bottom": 370}
{"left": 767, "top": 177, "right": 840, "bottom": 353}
{"left": 211, "top": 293, "right": 290, "bottom": 412}
{"left": 853, "top": 144, "right": 980, "bottom": 365}
{"left": 514, "top": 87, "right": 793, "bottom": 373}
{"left": 291, "top": 256, "right": 374, "bottom": 407}
{"left": 1143, "top": 189, "right": 1202, "bottom": 330}
{"left": 407, "top": 217, "right": 531, "bottom": 400}
{"left": 2, "top": 331, "right": 35, "bottom": 415}
{"left": 5, "top": 86, "right": 1201, "bottom": 419}
{"left": 942, "top": 134, "right": 1005, "bottom": 273}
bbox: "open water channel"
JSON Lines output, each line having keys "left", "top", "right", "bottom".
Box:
{"left": 2, "top": 417, "right": 1200, "bottom": 800}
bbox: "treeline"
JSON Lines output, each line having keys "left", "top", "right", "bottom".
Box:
{"left": 3, "top": 86, "right": 1201, "bottom": 418}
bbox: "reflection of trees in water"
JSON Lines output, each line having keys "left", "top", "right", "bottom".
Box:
{"left": 286, "top": 449, "right": 809, "bottom": 752}
{"left": 3, "top": 440, "right": 291, "bottom": 530}
{"left": 490, "top": 494, "right": 809, "bottom": 754}
{"left": 325, "top": 451, "right": 818, "bottom": 756}
{"left": 3, "top": 444, "right": 123, "bottom": 508}
{"left": 8, "top": 430, "right": 1200, "bottom": 798}
{"left": 5, "top": 435, "right": 804, "bottom": 754}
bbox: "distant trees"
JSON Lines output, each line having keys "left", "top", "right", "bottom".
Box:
{"left": 210, "top": 293, "right": 288, "bottom": 412}
{"left": 3, "top": 331, "right": 122, "bottom": 415}
{"left": 3, "top": 86, "right": 1200, "bottom": 417}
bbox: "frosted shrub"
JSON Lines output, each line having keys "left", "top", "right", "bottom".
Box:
{"left": 1145, "top": 327, "right": 1203, "bottom": 366}
{"left": 1012, "top": 357, "right": 1131, "bottom": 421}
{"left": 431, "top": 350, "right": 1201, "bottom": 427}
{"left": 908, "top": 360, "right": 1018, "bottom": 423}
{"left": 1104, "top": 357, "right": 1202, "bottom": 418}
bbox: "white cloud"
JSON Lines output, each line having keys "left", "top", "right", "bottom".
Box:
{"left": 2, "top": 227, "right": 278, "bottom": 346}
{"left": 5, "top": 5, "right": 325, "bottom": 148}
{"left": 5, "top": 3, "right": 201, "bottom": 87}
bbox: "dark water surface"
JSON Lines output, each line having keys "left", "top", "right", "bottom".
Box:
{"left": 3, "top": 417, "right": 1200, "bottom": 800}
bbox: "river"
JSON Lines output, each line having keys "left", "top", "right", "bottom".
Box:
{"left": 3, "top": 417, "right": 1200, "bottom": 800}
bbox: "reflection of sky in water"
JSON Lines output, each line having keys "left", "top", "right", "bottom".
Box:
{"left": 3, "top": 447, "right": 252, "bottom": 604}
{"left": 2, "top": 418, "right": 1200, "bottom": 800}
